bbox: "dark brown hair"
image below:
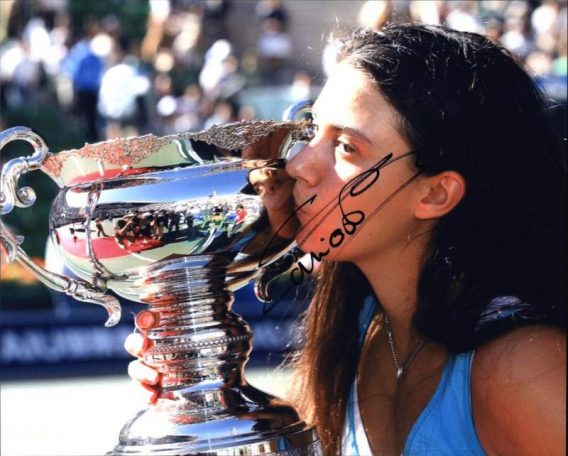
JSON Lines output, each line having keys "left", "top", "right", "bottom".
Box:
{"left": 289, "top": 263, "right": 370, "bottom": 451}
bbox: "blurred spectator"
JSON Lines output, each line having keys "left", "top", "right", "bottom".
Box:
{"left": 141, "top": 0, "right": 170, "bottom": 61}
{"left": 238, "top": 105, "right": 257, "bottom": 121}
{"left": 445, "top": 1, "right": 484, "bottom": 33}
{"left": 484, "top": 18, "right": 505, "bottom": 44}
{"left": 200, "top": 39, "right": 232, "bottom": 97}
{"left": 526, "top": 49, "right": 554, "bottom": 75}
{"left": 257, "top": 17, "right": 293, "bottom": 84}
{"left": 289, "top": 71, "right": 312, "bottom": 103}
{"left": 201, "top": 0, "right": 231, "bottom": 50}
{"left": 358, "top": 1, "right": 393, "bottom": 30}
{"left": 204, "top": 99, "right": 238, "bottom": 129}
{"left": 256, "top": 0, "right": 289, "bottom": 30}
{"left": 254, "top": 0, "right": 292, "bottom": 85}
{"left": 0, "top": 37, "right": 44, "bottom": 108}
{"left": 174, "top": 84, "right": 203, "bottom": 132}
{"left": 171, "top": 12, "right": 201, "bottom": 68}
{"left": 501, "top": 16, "right": 533, "bottom": 58}
{"left": 531, "top": 0, "right": 561, "bottom": 35}
{"left": 60, "top": 25, "right": 109, "bottom": 142}
{"left": 98, "top": 45, "right": 151, "bottom": 137}
{"left": 409, "top": 1, "right": 442, "bottom": 25}
{"left": 554, "top": 34, "right": 567, "bottom": 77}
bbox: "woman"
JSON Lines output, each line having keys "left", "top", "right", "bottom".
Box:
{"left": 126, "top": 24, "right": 566, "bottom": 455}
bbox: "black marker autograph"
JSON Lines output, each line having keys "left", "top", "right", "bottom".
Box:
{"left": 258, "top": 150, "right": 421, "bottom": 315}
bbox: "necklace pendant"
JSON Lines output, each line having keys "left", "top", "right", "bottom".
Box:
{"left": 396, "top": 367, "right": 403, "bottom": 379}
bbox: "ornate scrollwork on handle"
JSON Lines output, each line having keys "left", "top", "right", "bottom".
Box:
{"left": 1, "top": 127, "right": 48, "bottom": 262}
{"left": 0, "top": 127, "right": 48, "bottom": 214}
{"left": 0, "top": 126, "right": 121, "bottom": 327}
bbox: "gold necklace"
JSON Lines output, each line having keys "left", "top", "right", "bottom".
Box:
{"left": 383, "top": 315, "right": 425, "bottom": 379}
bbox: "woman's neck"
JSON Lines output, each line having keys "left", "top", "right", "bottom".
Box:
{"left": 356, "top": 235, "right": 428, "bottom": 355}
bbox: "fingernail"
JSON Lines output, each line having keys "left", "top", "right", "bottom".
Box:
{"left": 137, "top": 311, "right": 156, "bottom": 329}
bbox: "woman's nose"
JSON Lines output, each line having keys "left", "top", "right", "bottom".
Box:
{"left": 285, "top": 141, "right": 322, "bottom": 187}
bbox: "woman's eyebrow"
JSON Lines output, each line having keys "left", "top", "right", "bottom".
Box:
{"left": 312, "top": 105, "right": 372, "bottom": 144}
{"left": 311, "top": 105, "right": 373, "bottom": 145}
{"left": 330, "top": 124, "right": 373, "bottom": 145}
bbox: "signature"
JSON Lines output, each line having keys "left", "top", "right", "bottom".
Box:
{"left": 258, "top": 150, "right": 421, "bottom": 315}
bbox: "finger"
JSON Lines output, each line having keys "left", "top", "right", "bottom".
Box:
{"left": 135, "top": 310, "right": 160, "bottom": 330}
{"left": 128, "top": 360, "right": 160, "bottom": 385}
{"left": 124, "top": 332, "right": 148, "bottom": 358}
{"left": 131, "top": 379, "right": 159, "bottom": 404}
{"left": 140, "top": 382, "right": 159, "bottom": 404}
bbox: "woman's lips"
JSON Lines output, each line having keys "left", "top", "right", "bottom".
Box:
{"left": 294, "top": 200, "right": 305, "bottom": 212}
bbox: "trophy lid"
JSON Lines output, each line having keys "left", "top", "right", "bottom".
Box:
{"left": 41, "top": 120, "right": 309, "bottom": 188}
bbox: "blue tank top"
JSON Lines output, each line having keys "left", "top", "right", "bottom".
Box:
{"left": 342, "top": 296, "right": 486, "bottom": 455}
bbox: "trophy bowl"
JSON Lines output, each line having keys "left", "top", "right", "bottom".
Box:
{"left": 0, "top": 107, "right": 321, "bottom": 455}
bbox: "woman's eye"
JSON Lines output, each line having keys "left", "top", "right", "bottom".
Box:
{"left": 335, "top": 140, "right": 356, "bottom": 155}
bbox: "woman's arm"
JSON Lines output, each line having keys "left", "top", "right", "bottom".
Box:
{"left": 472, "top": 325, "right": 566, "bottom": 456}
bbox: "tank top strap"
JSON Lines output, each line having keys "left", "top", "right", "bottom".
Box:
{"left": 358, "top": 295, "right": 378, "bottom": 345}
{"left": 404, "top": 351, "right": 485, "bottom": 455}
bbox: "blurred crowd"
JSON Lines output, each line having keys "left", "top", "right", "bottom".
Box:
{"left": 342, "top": 0, "right": 567, "bottom": 101}
{"left": 0, "top": 0, "right": 300, "bottom": 142}
{"left": 0, "top": 0, "right": 566, "bottom": 145}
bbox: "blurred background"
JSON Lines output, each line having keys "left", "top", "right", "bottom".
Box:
{"left": 1, "top": 1, "right": 566, "bottom": 455}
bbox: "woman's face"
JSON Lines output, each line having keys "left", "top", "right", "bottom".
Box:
{"left": 286, "top": 61, "right": 423, "bottom": 263}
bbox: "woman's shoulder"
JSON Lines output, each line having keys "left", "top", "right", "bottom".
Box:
{"left": 471, "top": 325, "right": 566, "bottom": 456}
{"left": 474, "top": 324, "right": 565, "bottom": 360}
{"left": 472, "top": 325, "right": 565, "bottom": 379}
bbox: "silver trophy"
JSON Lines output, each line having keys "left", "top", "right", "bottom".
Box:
{"left": 0, "top": 107, "right": 321, "bottom": 455}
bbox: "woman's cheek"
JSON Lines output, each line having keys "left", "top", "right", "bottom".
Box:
{"left": 295, "top": 207, "right": 344, "bottom": 255}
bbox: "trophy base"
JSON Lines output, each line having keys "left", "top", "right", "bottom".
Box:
{"left": 107, "top": 383, "right": 322, "bottom": 456}
{"left": 109, "top": 431, "right": 321, "bottom": 456}
{"left": 106, "top": 261, "right": 322, "bottom": 456}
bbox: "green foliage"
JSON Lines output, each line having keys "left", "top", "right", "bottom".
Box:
{"left": 2, "top": 100, "right": 84, "bottom": 258}
{"left": 67, "top": 0, "right": 150, "bottom": 43}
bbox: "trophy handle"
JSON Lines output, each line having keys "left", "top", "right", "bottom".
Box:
{"left": 254, "top": 101, "right": 314, "bottom": 303}
{"left": 0, "top": 127, "right": 121, "bottom": 327}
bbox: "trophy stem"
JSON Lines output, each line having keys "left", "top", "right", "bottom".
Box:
{"left": 139, "top": 258, "right": 252, "bottom": 392}
{"left": 109, "top": 259, "right": 321, "bottom": 455}
{"left": 145, "top": 290, "right": 252, "bottom": 392}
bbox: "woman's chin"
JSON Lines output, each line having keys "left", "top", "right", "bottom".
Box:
{"left": 294, "top": 233, "right": 341, "bottom": 262}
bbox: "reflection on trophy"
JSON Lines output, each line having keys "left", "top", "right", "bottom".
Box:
{"left": 0, "top": 107, "right": 321, "bottom": 454}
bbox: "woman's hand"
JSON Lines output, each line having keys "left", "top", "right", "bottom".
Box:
{"left": 124, "top": 310, "right": 161, "bottom": 403}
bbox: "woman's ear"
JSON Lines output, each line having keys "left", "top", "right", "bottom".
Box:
{"left": 414, "top": 171, "right": 466, "bottom": 220}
